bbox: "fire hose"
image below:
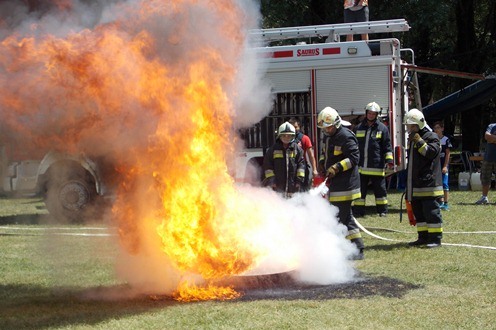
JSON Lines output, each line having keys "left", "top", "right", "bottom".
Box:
{"left": 354, "top": 219, "right": 496, "bottom": 250}
{"left": 312, "top": 176, "right": 496, "bottom": 250}
{"left": 355, "top": 192, "right": 496, "bottom": 251}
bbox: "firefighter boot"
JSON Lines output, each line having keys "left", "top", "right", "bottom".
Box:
{"left": 352, "top": 206, "right": 365, "bottom": 218}
{"left": 426, "top": 232, "right": 442, "bottom": 248}
{"left": 376, "top": 204, "right": 388, "bottom": 217}
{"left": 408, "top": 231, "right": 428, "bottom": 247}
{"left": 351, "top": 238, "right": 365, "bottom": 260}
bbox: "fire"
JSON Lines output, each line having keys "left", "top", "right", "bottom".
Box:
{"left": 0, "top": 0, "right": 292, "bottom": 301}
{"left": 173, "top": 281, "right": 241, "bottom": 302}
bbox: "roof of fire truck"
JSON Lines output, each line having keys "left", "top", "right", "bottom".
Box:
{"left": 249, "top": 19, "right": 410, "bottom": 44}
{"left": 247, "top": 19, "right": 412, "bottom": 71}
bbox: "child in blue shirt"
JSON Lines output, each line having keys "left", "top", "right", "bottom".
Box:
{"left": 433, "top": 121, "right": 452, "bottom": 210}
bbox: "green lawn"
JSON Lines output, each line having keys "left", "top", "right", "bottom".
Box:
{"left": 0, "top": 189, "right": 494, "bottom": 329}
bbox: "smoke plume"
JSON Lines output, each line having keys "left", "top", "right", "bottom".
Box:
{"left": 0, "top": 0, "right": 356, "bottom": 299}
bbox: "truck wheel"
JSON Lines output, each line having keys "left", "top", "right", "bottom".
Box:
{"left": 44, "top": 178, "right": 97, "bottom": 223}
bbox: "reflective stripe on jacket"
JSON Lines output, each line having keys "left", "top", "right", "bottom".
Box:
{"left": 263, "top": 140, "right": 305, "bottom": 194}
{"left": 406, "top": 128, "right": 444, "bottom": 200}
{"left": 319, "top": 126, "right": 361, "bottom": 202}
{"left": 355, "top": 119, "right": 393, "bottom": 176}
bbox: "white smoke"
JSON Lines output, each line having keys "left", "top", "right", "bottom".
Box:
{"left": 232, "top": 40, "right": 274, "bottom": 128}
{"left": 235, "top": 185, "right": 358, "bottom": 285}
{"left": 115, "top": 184, "right": 358, "bottom": 294}
{"left": 0, "top": 0, "right": 357, "bottom": 297}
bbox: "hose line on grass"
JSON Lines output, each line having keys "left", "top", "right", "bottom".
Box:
{"left": 364, "top": 226, "right": 496, "bottom": 235}
{"left": 354, "top": 219, "right": 496, "bottom": 251}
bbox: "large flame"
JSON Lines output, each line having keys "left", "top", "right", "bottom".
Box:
{"left": 0, "top": 0, "right": 281, "bottom": 301}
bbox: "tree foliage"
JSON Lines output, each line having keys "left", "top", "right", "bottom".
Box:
{"left": 260, "top": 0, "right": 496, "bottom": 151}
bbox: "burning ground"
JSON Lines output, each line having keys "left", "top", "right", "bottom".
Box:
{"left": 0, "top": 0, "right": 358, "bottom": 301}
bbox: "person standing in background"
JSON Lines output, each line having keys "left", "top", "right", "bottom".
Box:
{"left": 263, "top": 122, "right": 306, "bottom": 198}
{"left": 344, "top": 0, "right": 369, "bottom": 41}
{"left": 475, "top": 122, "right": 496, "bottom": 205}
{"left": 433, "top": 121, "right": 452, "bottom": 210}
{"left": 289, "top": 118, "right": 318, "bottom": 191}
{"left": 404, "top": 109, "right": 443, "bottom": 248}
{"left": 353, "top": 102, "right": 394, "bottom": 217}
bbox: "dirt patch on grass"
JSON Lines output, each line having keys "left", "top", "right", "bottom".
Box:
{"left": 222, "top": 272, "right": 421, "bottom": 301}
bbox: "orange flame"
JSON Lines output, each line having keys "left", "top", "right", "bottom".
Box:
{"left": 173, "top": 281, "right": 242, "bottom": 302}
{"left": 0, "top": 0, "right": 272, "bottom": 302}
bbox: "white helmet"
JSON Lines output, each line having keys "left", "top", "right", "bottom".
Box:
{"left": 277, "top": 122, "right": 296, "bottom": 138}
{"left": 365, "top": 101, "right": 381, "bottom": 113}
{"left": 317, "top": 107, "right": 342, "bottom": 128}
{"left": 404, "top": 108, "right": 426, "bottom": 129}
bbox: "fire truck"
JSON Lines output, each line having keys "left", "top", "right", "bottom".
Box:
{"left": 0, "top": 144, "right": 105, "bottom": 223}
{"left": 236, "top": 19, "right": 417, "bottom": 184}
{"left": 1, "top": 19, "right": 417, "bottom": 222}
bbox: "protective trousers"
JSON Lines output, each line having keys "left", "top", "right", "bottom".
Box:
{"left": 411, "top": 199, "right": 443, "bottom": 244}
{"left": 353, "top": 174, "right": 388, "bottom": 216}
{"left": 333, "top": 201, "right": 364, "bottom": 250}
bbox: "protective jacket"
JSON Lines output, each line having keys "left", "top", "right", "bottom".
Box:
{"left": 355, "top": 118, "right": 393, "bottom": 176}
{"left": 263, "top": 140, "right": 305, "bottom": 194}
{"left": 319, "top": 126, "right": 361, "bottom": 202}
{"left": 406, "top": 127, "right": 443, "bottom": 200}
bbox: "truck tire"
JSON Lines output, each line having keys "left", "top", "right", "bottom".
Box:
{"left": 43, "top": 168, "right": 98, "bottom": 223}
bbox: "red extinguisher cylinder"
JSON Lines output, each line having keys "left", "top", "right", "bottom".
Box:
{"left": 405, "top": 199, "right": 416, "bottom": 226}
{"left": 312, "top": 175, "right": 325, "bottom": 187}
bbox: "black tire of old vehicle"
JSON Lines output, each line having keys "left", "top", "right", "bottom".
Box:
{"left": 43, "top": 165, "right": 98, "bottom": 223}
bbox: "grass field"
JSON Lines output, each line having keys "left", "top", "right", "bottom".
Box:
{"left": 1, "top": 189, "right": 495, "bottom": 329}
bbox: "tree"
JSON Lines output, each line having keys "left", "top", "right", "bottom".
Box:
{"left": 260, "top": 0, "right": 496, "bottom": 150}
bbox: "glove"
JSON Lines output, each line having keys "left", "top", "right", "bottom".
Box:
{"left": 409, "top": 132, "right": 421, "bottom": 144}
{"left": 295, "top": 177, "right": 304, "bottom": 191}
{"left": 385, "top": 160, "right": 394, "bottom": 170}
{"left": 318, "top": 162, "right": 326, "bottom": 175}
{"left": 326, "top": 164, "right": 340, "bottom": 179}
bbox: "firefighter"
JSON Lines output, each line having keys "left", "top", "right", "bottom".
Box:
{"left": 404, "top": 109, "right": 443, "bottom": 248}
{"left": 353, "top": 102, "right": 394, "bottom": 217}
{"left": 317, "top": 107, "right": 365, "bottom": 260}
{"left": 263, "top": 122, "right": 306, "bottom": 198}
{"left": 288, "top": 117, "right": 318, "bottom": 191}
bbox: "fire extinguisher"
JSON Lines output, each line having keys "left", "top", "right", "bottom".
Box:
{"left": 400, "top": 192, "right": 416, "bottom": 226}
{"left": 312, "top": 174, "right": 326, "bottom": 187}
{"left": 311, "top": 174, "right": 329, "bottom": 198}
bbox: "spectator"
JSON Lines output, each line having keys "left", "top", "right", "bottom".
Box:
{"left": 433, "top": 121, "right": 452, "bottom": 210}
{"left": 475, "top": 122, "right": 496, "bottom": 205}
{"left": 288, "top": 118, "right": 318, "bottom": 191}
{"left": 317, "top": 106, "right": 364, "bottom": 260}
{"left": 353, "top": 102, "right": 394, "bottom": 217}
{"left": 344, "top": 0, "right": 369, "bottom": 41}
{"left": 262, "top": 122, "right": 305, "bottom": 198}
{"left": 404, "top": 109, "right": 443, "bottom": 248}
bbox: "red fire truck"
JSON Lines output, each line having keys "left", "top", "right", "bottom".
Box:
{"left": 236, "top": 19, "right": 416, "bottom": 184}
{"left": 1, "top": 19, "right": 418, "bottom": 222}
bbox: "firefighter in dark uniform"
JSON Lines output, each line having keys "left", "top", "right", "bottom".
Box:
{"left": 317, "top": 107, "right": 365, "bottom": 260}
{"left": 404, "top": 109, "right": 443, "bottom": 248}
{"left": 263, "top": 122, "right": 306, "bottom": 198}
{"left": 354, "top": 102, "right": 394, "bottom": 217}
